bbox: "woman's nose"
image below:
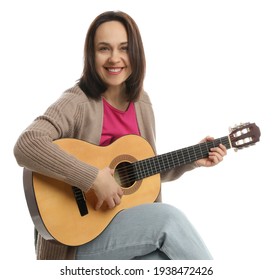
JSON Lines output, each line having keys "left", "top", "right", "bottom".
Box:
{"left": 108, "top": 50, "right": 121, "bottom": 64}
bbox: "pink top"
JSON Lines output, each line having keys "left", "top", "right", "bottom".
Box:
{"left": 99, "top": 98, "right": 140, "bottom": 146}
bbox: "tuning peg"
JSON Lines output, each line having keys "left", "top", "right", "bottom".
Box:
{"left": 229, "top": 122, "right": 250, "bottom": 132}
{"left": 229, "top": 125, "right": 236, "bottom": 132}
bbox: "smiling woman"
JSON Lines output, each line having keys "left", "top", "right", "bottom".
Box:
{"left": 14, "top": 10, "right": 227, "bottom": 260}
{"left": 78, "top": 11, "right": 146, "bottom": 103}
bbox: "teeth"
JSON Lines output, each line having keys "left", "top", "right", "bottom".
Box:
{"left": 108, "top": 68, "right": 121, "bottom": 72}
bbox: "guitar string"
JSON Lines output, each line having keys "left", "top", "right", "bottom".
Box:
{"left": 116, "top": 137, "right": 230, "bottom": 185}
{"left": 116, "top": 148, "right": 202, "bottom": 186}
{"left": 117, "top": 136, "right": 230, "bottom": 180}
{"left": 115, "top": 137, "right": 230, "bottom": 186}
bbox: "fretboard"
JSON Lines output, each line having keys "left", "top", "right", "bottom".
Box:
{"left": 133, "top": 136, "right": 231, "bottom": 180}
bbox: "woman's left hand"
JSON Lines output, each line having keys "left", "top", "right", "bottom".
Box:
{"left": 195, "top": 136, "right": 227, "bottom": 167}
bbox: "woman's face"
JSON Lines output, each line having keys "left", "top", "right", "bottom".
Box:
{"left": 94, "top": 21, "right": 132, "bottom": 89}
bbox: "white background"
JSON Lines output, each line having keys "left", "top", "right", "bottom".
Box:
{"left": 1, "top": 0, "right": 272, "bottom": 279}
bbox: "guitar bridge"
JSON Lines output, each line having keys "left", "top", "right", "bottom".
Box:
{"left": 72, "top": 186, "right": 88, "bottom": 216}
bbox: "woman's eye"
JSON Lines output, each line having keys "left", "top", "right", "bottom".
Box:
{"left": 99, "top": 46, "right": 109, "bottom": 51}
{"left": 121, "top": 46, "right": 129, "bottom": 52}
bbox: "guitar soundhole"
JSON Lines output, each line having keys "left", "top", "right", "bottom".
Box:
{"left": 114, "top": 162, "right": 136, "bottom": 188}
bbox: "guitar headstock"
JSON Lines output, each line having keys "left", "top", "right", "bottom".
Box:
{"left": 229, "top": 122, "right": 261, "bottom": 150}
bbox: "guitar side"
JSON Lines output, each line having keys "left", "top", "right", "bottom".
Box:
{"left": 23, "top": 135, "right": 161, "bottom": 246}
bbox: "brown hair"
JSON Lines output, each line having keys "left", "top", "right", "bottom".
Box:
{"left": 78, "top": 11, "right": 146, "bottom": 101}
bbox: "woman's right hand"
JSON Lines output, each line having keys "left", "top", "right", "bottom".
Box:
{"left": 91, "top": 167, "right": 124, "bottom": 210}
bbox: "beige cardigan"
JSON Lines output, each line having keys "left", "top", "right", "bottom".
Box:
{"left": 14, "top": 85, "right": 195, "bottom": 259}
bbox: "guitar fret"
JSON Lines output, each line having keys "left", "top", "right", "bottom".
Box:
{"left": 150, "top": 157, "right": 155, "bottom": 171}
{"left": 205, "top": 141, "right": 211, "bottom": 152}
{"left": 193, "top": 147, "right": 197, "bottom": 160}
{"left": 185, "top": 148, "right": 190, "bottom": 163}
{"left": 175, "top": 150, "right": 180, "bottom": 166}
{"left": 151, "top": 158, "right": 156, "bottom": 172}
{"left": 134, "top": 162, "right": 141, "bottom": 180}
{"left": 143, "top": 159, "right": 149, "bottom": 178}
{"left": 188, "top": 146, "right": 196, "bottom": 162}
{"left": 145, "top": 158, "right": 151, "bottom": 175}
{"left": 170, "top": 152, "right": 176, "bottom": 168}
{"left": 158, "top": 155, "right": 164, "bottom": 170}
{"left": 164, "top": 153, "right": 171, "bottom": 170}
{"left": 169, "top": 152, "right": 177, "bottom": 168}
{"left": 165, "top": 154, "right": 170, "bottom": 170}
{"left": 147, "top": 158, "right": 154, "bottom": 176}
{"left": 197, "top": 143, "right": 203, "bottom": 158}
{"left": 177, "top": 149, "right": 184, "bottom": 165}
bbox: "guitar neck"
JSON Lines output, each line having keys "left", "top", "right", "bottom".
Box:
{"left": 133, "top": 136, "right": 231, "bottom": 180}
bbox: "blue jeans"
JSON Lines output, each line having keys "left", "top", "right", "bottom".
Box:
{"left": 76, "top": 203, "right": 212, "bottom": 260}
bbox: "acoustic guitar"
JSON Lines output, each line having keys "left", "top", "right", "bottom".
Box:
{"left": 23, "top": 122, "right": 260, "bottom": 246}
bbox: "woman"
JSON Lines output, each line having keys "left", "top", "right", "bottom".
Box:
{"left": 14, "top": 11, "right": 227, "bottom": 260}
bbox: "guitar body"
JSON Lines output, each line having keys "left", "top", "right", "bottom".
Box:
{"left": 24, "top": 135, "right": 160, "bottom": 246}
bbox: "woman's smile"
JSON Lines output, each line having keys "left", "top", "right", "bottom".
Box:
{"left": 105, "top": 67, "right": 125, "bottom": 75}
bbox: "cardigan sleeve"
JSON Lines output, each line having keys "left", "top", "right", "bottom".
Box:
{"left": 13, "top": 88, "right": 99, "bottom": 193}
